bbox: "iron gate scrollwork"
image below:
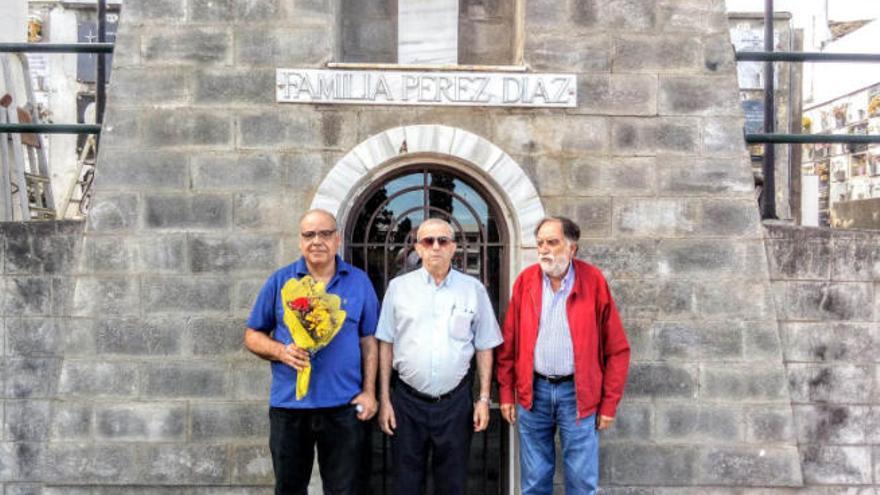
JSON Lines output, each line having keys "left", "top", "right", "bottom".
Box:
{"left": 345, "top": 164, "right": 509, "bottom": 494}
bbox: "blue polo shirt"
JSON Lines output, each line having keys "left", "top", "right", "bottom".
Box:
{"left": 247, "top": 256, "right": 379, "bottom": 409}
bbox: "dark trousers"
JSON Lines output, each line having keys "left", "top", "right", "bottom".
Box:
{"left": 269, "top": 405, "right": 365, "bottom": 495}
{"left": 390, "top": 381, "right": 473, "bottom": 495}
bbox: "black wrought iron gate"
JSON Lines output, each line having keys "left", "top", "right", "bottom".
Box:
{"left": 346, "top": 164, "right": 509, "bottom": 494}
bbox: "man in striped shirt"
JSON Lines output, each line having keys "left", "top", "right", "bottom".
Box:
{"left": 496, "top": 216, "right": 631, "bottom": 495}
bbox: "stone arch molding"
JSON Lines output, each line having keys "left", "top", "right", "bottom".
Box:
{"left": 311, "top": 124, "right": 544, "bottom": 247}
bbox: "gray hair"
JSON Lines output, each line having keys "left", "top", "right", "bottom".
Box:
{"left": 535, "top": 216, "right": 581, "bottom": 251}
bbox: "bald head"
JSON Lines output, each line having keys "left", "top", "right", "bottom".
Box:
{"left": 414, "top": 218, "right": 456, "bottom": 281}
{"left": 416, "top": 218, "right": 454, "bottom": 240}
{"left": 299, "top": 208, "right": 337, "bottom": 230}
{"left": 298, "top": 208, "right": 340, "bottom": 272}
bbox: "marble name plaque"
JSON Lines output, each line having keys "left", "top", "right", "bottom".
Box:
{"left": 276, "top": 69, "right": 577, "bottom": 108}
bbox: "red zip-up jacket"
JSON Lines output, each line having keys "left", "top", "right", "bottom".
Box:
{"left": 496, "top": 259, "right": 630, "bottom": 419}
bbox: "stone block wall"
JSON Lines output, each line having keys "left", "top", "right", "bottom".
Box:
{"left": 526, "top": 0, "right": 801, "bottom": 491}
{"left": 765, "top": 223, "right": 880, "bottom": 491}
{"left": 3, "top": 0, "right": 864, "bottom": 493}
{"left": 107, "top": 0, "right": 802, "bottom": 492}
{"left": 341, "top": 0, "right": 395, "bottom": 63}
{"left": 0, "top": 221, "right": 82, "bottom": 494}
{"left": 5, "top": 220, "right": 879, "bottom": 493}
{"left": 0, "top": 218, "right": 276, "bottom": 494}
{"left": 458, "top": 0, "right": 515, "bottom": 65}
{"left": 831, "top": 198, "right": 880, "bottom": 230}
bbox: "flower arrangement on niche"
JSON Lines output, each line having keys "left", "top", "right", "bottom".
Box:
{"left": 802, "top": 116, "right": 812, "bottom": 133}
{"left": 832, "top": 104, "right": 848, "bottom": 127}
{"left": 868, "top": 95, "right": 880, "bottom": 117}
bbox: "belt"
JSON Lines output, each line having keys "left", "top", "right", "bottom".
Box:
{"left": 534, "top": 372, "right": 574, "bottom": 384}
{"left": 394, "top": 375, "right": 470, "bottom": 403}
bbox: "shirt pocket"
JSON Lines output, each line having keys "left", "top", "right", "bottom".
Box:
{"left": 449, "top": 307, "right": 475, "bottom": 341}
{"left": 343, "top": 296, "right": 362, "bottom": 325}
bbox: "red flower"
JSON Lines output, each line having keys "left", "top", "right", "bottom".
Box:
{"left": 289, "top": 297, "right": 310, "bottom": 312}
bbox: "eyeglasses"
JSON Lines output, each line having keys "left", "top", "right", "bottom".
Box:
{"left": 301, "top": 229, "right": 337, "bottom": 241}
{"left": 417, "top": 236, "right": 453, "bottom": 248}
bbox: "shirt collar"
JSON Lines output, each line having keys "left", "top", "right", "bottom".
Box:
{"left": 420, "top": 266, "right": 454, "bottom": 288}
{"left": 541, "top": 261, "right": 575, "bottom": 292}
{"left": 293, "top": 255, "right": 348, "bottom": 278}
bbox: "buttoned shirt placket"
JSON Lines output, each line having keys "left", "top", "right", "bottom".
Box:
{"left": 428, "top": 275, "right": 446, "bottom": 391}
{"left": 534, "top": 263, "right": 575, "bottom": 377}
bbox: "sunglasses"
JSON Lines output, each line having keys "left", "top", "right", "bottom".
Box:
{"left": 417, "top": 236, "right": 454, "bottom": 248}
{"left": 301, "top": 229, "right": 337, "bottom": 241}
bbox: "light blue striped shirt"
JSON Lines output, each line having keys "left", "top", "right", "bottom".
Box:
{"left": 534, "top": 263, "right": 575, "bottom": 376}
{"left": 375, "top": 268, "right": 503, "bottom": 396}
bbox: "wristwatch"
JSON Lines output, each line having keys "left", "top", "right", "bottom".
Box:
{"left": 476, "top": 395, "right": 491, "bottom": 404}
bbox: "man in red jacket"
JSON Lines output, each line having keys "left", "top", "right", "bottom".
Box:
{"left": 496, "top": 216, "right": 630, "bottom": 495}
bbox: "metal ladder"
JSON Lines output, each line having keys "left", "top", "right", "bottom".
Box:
{"left": 59, "top": 133, "right": 96, "bottom": 218}
{"left": 0, "top": 53, "right": 55, "bottom": 221}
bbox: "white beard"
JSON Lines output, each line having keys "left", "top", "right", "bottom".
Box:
{"left": 539, "top": 255, "right": 570, "bottom": 278}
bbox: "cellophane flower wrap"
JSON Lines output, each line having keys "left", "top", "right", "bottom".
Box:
{"left": 281, "top": 276, "right": 347, "bottom": 399}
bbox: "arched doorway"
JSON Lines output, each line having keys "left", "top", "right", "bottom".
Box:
{"left": 345, "top": 162, "right": 509, "bottom": 494}
{"left": 346, "top": 163, "right": 508, "bottom": 311}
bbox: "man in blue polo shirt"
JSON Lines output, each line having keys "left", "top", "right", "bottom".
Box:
{"left": 245, "top": 209, "right": 379, "bottom": 495}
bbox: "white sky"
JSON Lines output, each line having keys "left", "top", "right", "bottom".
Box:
{"left": 826, "top": 0, "right": 880, "bottom": 20}
{"left": 726, "top": 0, "right": 880, "bottom": 26}
{"left": 725, "top": 0, "right": 880, "bottom": 108}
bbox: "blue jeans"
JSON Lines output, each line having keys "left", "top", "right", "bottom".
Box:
{"left": 516, "top": 378, "right": 599, "bottom": 495}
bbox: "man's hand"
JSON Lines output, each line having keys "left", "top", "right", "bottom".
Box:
{"left": 351, "top": 392, "right": 378, "bottom": 421}
{"left": 473, "top": 400, "right": 490, "bottom": 432}
{"left": 500, "top": 403, "right": 516, "bottom": 425}
{"left": 378, "top": 400, "right": 396, "bottom": 436}
{"left": 277, "top": 342, "right": 310, "bottom": 371}
{"left": 597, "top": 415, "right": 615, "bottom": 431}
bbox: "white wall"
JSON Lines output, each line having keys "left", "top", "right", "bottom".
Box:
{"left": 398, "top": 0, "right": 459, "bottom": 64}
{"left": 725, "top": 1, "right": 880, "bottom": 107}
{"left": 826, "top": 0, "right": 880, "bottom": 21}
{"left": 808, "top": 19, "right": 880, "bottom": 106}
{"left": 726, "top": 0, "right": 880, "bottom": 24}
{"left": 0, "top": 0, "right": 27, "bottom": 43}
{"left": 46, "top": 6, "right": 81, "bottom": 212}
{"left": 725, "top": 0, "right": 880, "bottom": 51}
{"left": 726, "top": 0, "right": 828, "bottom": 49}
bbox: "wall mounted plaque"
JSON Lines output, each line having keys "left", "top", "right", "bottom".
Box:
{"left": 276, "top": 69, "right": 577, "bottom": 108}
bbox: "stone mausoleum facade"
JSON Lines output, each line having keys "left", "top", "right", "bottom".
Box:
{"left": 1, "top": 0, "right": 878, "bottom": 493}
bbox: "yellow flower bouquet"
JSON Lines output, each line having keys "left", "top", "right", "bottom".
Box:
{"left": 281, "top": 276, "right": 347, "bottom": 399}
